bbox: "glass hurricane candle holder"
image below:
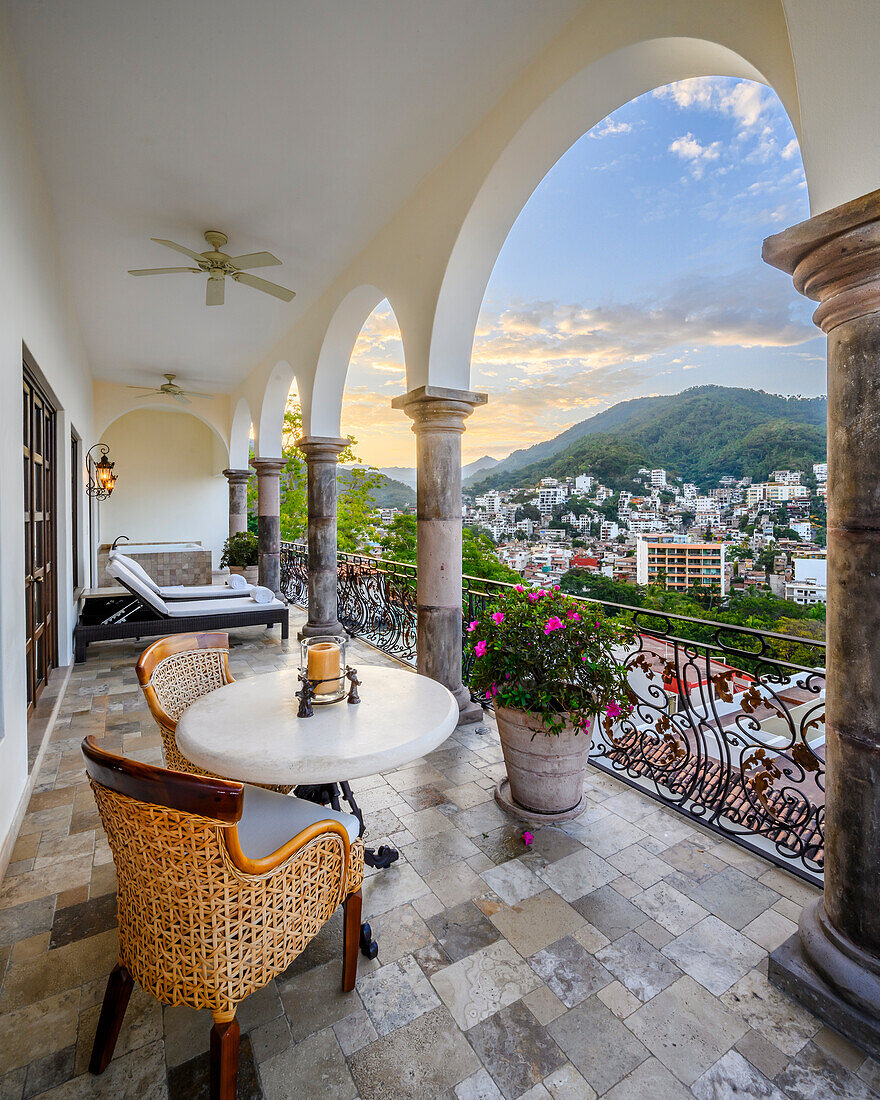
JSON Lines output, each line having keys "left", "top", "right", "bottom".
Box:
{"left": 299, "top": 635, "right": 347, "bottom": 705}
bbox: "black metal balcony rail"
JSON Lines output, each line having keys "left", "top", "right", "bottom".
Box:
{"left": 281, "top": 544, "right": 825, "bottom": 884}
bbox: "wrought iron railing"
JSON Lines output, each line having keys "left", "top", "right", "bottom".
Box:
{"left": 282, "top": 544, "right": 825, "bottom": 884}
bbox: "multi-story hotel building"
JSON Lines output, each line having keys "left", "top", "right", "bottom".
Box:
{"left": 636, "top": 536, "right": 726, "bottom": 593}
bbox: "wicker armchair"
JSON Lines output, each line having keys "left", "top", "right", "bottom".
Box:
{"left": 82, "top": 735, "right": 364, "bottom": 1100}
{"left": 136, "top": 631, "right": 292, "bottom": 793}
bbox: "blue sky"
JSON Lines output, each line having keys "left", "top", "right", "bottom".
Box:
{"left": 341, "top": 77, "right": 821, "bottom": 467}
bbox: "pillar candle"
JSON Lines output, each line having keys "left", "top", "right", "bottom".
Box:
{"left": 307, "top": 641, "right": 341, "bottom": 695}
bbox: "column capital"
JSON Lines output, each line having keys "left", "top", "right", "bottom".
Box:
{"left": 763, "top": 187, "right": 880, "bottom": 332}
{"left": 222, "top": 468, "right": 251, "bottom": 485}
{"left": 296, "top": 436, "right": 348, "bottom": 462}
{"left": 251, "top": 456, "right": 284, "bottom": 476}
{"left": 392, "top": 385, "right": 488, "bottom": 433}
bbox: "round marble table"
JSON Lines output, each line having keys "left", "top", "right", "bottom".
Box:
{"left": 175, "top": 665, "right": 459, "bottom": 787}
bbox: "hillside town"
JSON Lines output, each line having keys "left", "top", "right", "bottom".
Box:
{"left": 443, "top": 463, "right": 829, "bottom": 603}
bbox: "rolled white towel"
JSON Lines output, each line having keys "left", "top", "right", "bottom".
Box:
{"left": 252, "top": 585, "right": 274, "bottom": 604}
{"left": 226, "top": 573, "right": 247, "bottom": 590}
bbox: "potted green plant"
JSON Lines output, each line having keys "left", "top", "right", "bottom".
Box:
{"left": 220, "top": 531, "right": 259, "bottom": 585}
{"left": 467, "top": 584, "right": 635, "bottom": 818}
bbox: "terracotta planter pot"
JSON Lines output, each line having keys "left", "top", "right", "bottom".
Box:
{"left": 230, "top": 565, "right": 259, "bottom": 585}
{"left": 495, "top": 705, "right": 593, "bottom": 815}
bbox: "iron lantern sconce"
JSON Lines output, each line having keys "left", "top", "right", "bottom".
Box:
{"left": 86, "top": 443, "right": 118, "bottom": 500}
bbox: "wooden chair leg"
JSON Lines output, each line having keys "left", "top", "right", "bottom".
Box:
{"left": 89, "top": 963, "right": 134, "bottom": 1074}
{"left": 342, "top": 889, "right": 362, "bottom": 992}
{"left": 210, "top": 1011, "right": 239, "bottom": 1100}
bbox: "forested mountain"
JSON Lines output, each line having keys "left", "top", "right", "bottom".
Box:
{"left": 469, "top": 387, "right": 826, "bottom": 492}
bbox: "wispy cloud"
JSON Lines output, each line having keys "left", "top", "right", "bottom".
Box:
{"left": 668, "top": 132, "right": 722, "bottom": 177}
{"left": 653, "top": 77, "right": 771, "bottom": 132}
{"left": 591, "top": 118, "right": 632, "bottom": 139}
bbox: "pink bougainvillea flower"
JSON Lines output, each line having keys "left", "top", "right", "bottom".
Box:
{"left": 567, "top": 611, "right": 580, "bottom": 621}
{"left": 467, "top": 620, "right": 479, "bottom": 632}
{"left": 605, "top": 701, "right": 623, "bottom": 718}
{"left": 491, "top": 612, "right": 505, "bottom": 625}
{"left": 522, "top": 831, "right": 534, "bottom": 847}
{"left": 514, "top": 584, "right": 525, "bottom": 592}
{"left": 553, "top": 585, "right": 560, "bottom": 591}
{"left": 544, "top": 616, "right": 565, "bottom": 634}
{"left": 474, "top": 640, "right": 487, "bottom": 658}
{"left": 528, "top": 592, "right": 541, "bottom": 602}
{"left": 489, "top": 682, "right": 498, "bottom": 698}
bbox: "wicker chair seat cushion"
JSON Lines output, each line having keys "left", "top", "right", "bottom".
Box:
{"left": 237, "top": 784, "right": 360, "bottom": 858}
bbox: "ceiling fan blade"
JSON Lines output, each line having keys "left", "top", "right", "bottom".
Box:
{"left": 227, "top": 251, "right": 281, "bottom": 270}
{"left": 231, "top": 271, "right": 296, "bottom": 302}
{"left": 172, "top": 393, "right": 191, "bottom": 406}
{"left": 177, "top": 390, "right": 216, "bottom": 400}
{"left": 128, "top": 267, "right": 200, "bottom": 275}
{"left": 151, "top": 238, "right": 206, "bottom": 263}
{"left": 206, "top": 276, "right": 225, "bottom": 306}
{"left": 133, "top": 392, "right": 160, "bottom": 399}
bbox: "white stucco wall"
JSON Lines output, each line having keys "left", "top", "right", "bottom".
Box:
{"left": 0, "top": 13, "right": 94, "bottom": 866}
{"left": 99, "top": 409, "right": 229, "bottom": 567}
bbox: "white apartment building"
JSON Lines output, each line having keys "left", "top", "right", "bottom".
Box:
{"left": 538, "top": 485, "right": 565, "bottom": 511}
{"left": 813, "top": 462, "right": 828, "bottom": 483}
{"left": 786, "top": 558, "right": 828, "bottom": 605}
{"left": 650, "top": 468, "right": 667, "bottom": 488}
{"left": 771, "top": 469, "right": 803, "bottom": 485}
{"left": 599, "top": 520, "right": 620, "bottom": 540}
{"left": 792, "top": 520, "right": 814, "bottom": 542}
{"left": 746, "top": 482, "right": 811, "bottom": 504}
{"left": 574, "top": 474, "right": 595, "bottom": 493}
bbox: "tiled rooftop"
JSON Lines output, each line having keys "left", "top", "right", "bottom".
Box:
{"left": 0, "top": 611, "right": 876, "bottom": 1099}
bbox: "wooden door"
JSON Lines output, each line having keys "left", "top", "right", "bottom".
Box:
{"left": 23, "top": 364, "right": 57, "bottom": 713}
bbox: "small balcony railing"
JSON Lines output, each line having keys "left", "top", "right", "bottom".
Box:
{"left": 281, "top": 543, "right": 825, "bottom": 885}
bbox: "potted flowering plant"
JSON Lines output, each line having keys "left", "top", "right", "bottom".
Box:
{"left": 467, "top": 584, "right": 635, "bottom": 817}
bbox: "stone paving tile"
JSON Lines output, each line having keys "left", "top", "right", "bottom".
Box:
{"left": 596, "top": 930, "right": 682, "bottom": 1003}
{"left": 528, "top": 934, "right": 612, "bottom": 1008}
{"left": 467, "top": 999, "right": 566, "bottom": 1099}
{"left": 348, "top": 1006, "right": 479, "bottom": 1100}
{"left": 0, "top": 621, "right": 867, "bottom": 1100}
{"left": 691, "top": 1048, "right": 787, "bottom": 1099}
{"left": 358, "top": 954, "right": 441, "bottom": 1036}
{"left": 625, "top": 976, "right": 748, "bottom": 1086}
{"left": 661, "top": 915, "right": 766, "bottom": 996}
{"left": 486, "top": 891, "right": 585, "bottom": 958}
{"left": 547, "top": 996, "right": 649, "bottom": 1095}
{"left": 426, "top": 900, "right": 501, "bottom": 963}
{"left": 430, "top": 938, "right": 540, "bottom": 1030}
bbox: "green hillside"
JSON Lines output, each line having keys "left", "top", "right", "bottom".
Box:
{"left": 470, "top": 387, "right": 826, "bottom": 492}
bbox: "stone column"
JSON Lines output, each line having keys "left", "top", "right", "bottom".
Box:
{"left": 763, "top": 189, "right": 880, "bottom": 1056}
{"left": 297, "top": 436, "right": 347, "bottom": 638}
{"left": 222, "top": 468, "right": 251, "bottom": 536}
{"left": 251, "top": 457, "right": 283, "bottom": 594}
{"left": 392, "top": 385, "right": 487, "bottom": 724}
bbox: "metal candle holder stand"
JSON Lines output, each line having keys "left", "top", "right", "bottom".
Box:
{"left": 296, "top": 666, "right": 361, "bottom": 718}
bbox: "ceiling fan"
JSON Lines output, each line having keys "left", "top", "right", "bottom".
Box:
{"left": 128, "top": 230, "right": 296, "bottom": 306}
{"left": 127, "top": 374, "right": 215, "bottom": 406}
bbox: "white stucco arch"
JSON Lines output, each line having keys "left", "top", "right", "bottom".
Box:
{"left": 428, "top": 36, "right": 801, "bottom": 392}
{"left": 308, "top": 284, "right": 400, "bottom": 437}
{"left": 258, "top": 360, "right": 296, "bottom": 458}
{"left": 99, "top": 403, "right": 230, "bottom": 461}
{"left": 228, "top": 397, "right": 254, "bottom": 469}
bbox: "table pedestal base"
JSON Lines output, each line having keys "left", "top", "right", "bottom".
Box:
{"left": 294, "top": 781, "right": 399, "bottom": 958}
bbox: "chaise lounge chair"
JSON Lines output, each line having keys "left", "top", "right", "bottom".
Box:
{"left": 108, "top": 550, "right": 257, "bottom": 600}
{"left": 74, "top": 559, "right": 288, "bottom": 662}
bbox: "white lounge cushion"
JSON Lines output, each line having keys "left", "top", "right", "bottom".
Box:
{"left": 163, "top": 596, "right": 286, "bottom": 617}
{"left": 162, "top": 584, "right": 255, "bottom": 599}
{"left": 226, "top": 573, "right": 248, "bottom": 590}
{"left": 110, "top": 551, "right": 161, "bottom": 593}
{"left": 236, "top": 783, "right": 360, "bottom": 858}
{"left": 107, "top": 559, "right": 169, "bottom": 615}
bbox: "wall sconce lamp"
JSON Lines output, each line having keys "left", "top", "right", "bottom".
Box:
{"left": 86, "top": 443, "right": 117, "bottom": 500}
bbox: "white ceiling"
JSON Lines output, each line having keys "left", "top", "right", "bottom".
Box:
{"left": 5, "top": 0, "right": 582, "bottom": 390}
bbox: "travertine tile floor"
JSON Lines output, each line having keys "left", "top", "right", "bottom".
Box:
{"left": 1, "top": 612, "right": 878, "bottom": 1099}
